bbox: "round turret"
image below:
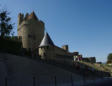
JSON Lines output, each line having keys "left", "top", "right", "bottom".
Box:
{"left": 17, "top": 12, "right": 45, "bottom": 50}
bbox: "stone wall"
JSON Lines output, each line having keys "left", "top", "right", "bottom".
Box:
{"left": 82, "top": 57, "right": 96, "bottom": 63}
{"left": 39, "top": 45, "right": 74, "bottom": 65}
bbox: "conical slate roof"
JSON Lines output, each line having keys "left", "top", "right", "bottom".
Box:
{"left": 39, "top": 32, "right": 55, "bottom": 47}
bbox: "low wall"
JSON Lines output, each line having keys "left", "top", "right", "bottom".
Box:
{"left": 0, "top": 75, "right": 111, "bottom": 86}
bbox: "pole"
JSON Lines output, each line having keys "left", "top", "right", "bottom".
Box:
{"left": 54, "top": 76, "right": 57, "bottom": 86}
{"left": 71, "top": 74, "right": 73, "bottom": 86}
{"left": 5, "top": 77, "right": 8, "bottom": 86}
{"left": 33, "top": 76, "right": 36, "bottom": 86}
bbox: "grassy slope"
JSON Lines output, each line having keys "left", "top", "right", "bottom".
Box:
{"left": 79, "top": 61, "right": 112, "bottom": 76}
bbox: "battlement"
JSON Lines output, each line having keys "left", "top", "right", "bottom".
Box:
{"left": 18, "top": 12, "right": 45, "bottom": 31}
{"left": 18, "top": 13, "right": 24, "bottom": 25}
{"left": 18, "top": 12, "right": 39, "bottom": 26}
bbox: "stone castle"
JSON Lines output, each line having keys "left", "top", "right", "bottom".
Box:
{"left": 17, "top": 12, "right": 96, "bottom": 64}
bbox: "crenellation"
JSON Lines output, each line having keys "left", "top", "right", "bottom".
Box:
{"left": 24, "top": 13, "right": 29, "bottom": 20}
{"left": 27, "top": 11, "right": 38, "bottom": 20}
{"left": 18, "top": 13, "right": 24, "bottom": 25}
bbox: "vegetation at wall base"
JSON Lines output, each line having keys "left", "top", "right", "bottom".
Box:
{"left": 0, "top": 36, "right": 22, "bottom": 55}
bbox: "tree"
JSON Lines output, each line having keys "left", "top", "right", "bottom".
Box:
{"left": 0, "top": 10, "right": 14, "bottom": 38}
{"left": 107, "top": 53, "right": 112, "bottom": 63}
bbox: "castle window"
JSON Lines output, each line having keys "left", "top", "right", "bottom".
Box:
{"left": 28, "top": 34, "right": 36, "bottom": 40}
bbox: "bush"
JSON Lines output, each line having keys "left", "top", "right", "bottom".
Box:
{"left": 107, "top": 53, "right": 112, "bottom": 64}
{"left": 0, "top": 37, "right": 22, "bottom": 55}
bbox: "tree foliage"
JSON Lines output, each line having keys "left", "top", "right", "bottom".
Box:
{"left": 0, "top": 10, "right": 14, "bottom": 37}
{"left": 107, "top": 53, "right": 112, "bottom": 63}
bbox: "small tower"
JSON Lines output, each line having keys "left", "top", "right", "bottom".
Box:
{"left": 39, "top": 32, "right": 55, "bottom": 60}
{"left": 18, "top": 13, "right": 24, "bottom": 26}
{"left": 17, "top": 12, "right": 45, "bottom": 50}
{"left": 62, "top": 45, "right": 69, "bottom": 52}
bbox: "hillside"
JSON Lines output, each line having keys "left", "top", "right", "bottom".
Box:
{"left": 79, "top": 61, "right": 112, "bottom": 76}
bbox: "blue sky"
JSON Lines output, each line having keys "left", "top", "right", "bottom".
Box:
{"left": 0, "top": 0, "right": 112, "bottom": 62}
